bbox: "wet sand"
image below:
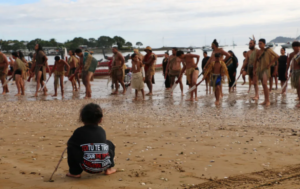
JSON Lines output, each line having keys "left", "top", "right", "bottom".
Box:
{"left": 1, "top": 71, "right": 300, "bottom": 189}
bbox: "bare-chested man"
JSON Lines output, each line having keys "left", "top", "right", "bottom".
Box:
{"left": 165, "top": 48, "right": 184, "bottom": 96}
{"left": 254, "top": 39, "right": 279, "bottom": 106}
{"left": 30, "top": 44, "right": 49, "bottom": 97}
{"left": 286, "top": 41, "right": 300, "bottom": 106}
{"left": 204, "top": 39, "right": 231, "bottom": 97}
{"left": 68, "top": 50, "right": 79, "bottom": 91}
{"left": 0, "top": 51, "right": 9, "bottom": 94}
{"left": 198, "top": 53, "right": 228, "bottom": 105}
{"left": 143, "top": 46, "right": 157, "bottom": 96}
{"left": 241, "top": 39, "right": 259, "bottom": 95}
{"left": 72, "top": 49, "right": 98, "bottom": 99}
{"left": 50, "top": 56, "right": 70, "bottom": 98}
{"left": 106, "top": 47, "right": 126, "bottom": 95}
{"left": 177, "top": 51, "right": 200, "bottom": 101}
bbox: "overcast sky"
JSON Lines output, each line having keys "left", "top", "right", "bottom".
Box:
{"left": 0, "top": 0, "right": 299, "bottom": 47}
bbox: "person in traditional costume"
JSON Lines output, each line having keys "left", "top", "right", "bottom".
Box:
{"left": 106, "top": 47, "right": 126, "bottom": 95}
{"left": 227, "top": 50, "right": 238, "bottom": 92}
{"left": 177, "top": 51, "right": 200, "bottom": 101}
{"left": 17, "top": 51, "right": 29, "bottom": 81}
{"left": 162, "top": 52, "right": 171, "bottom": 89}
{"left": 68, "top": 50, "right": 79, "bottom": 91}
{"left": 202, "top": 51, "right": 210, "bottom": 92}
{"left": 241, "top": 51, "right": 248, "bottom": 85}
{"left": 30, "top": 44, "right": 50, "bottom": 97}
{"left": 288, "top": 41, "right": 300, "bottom": 106}
{"left": 0, "top": 51, "right": 9, "bottom": 94}
{"left": 165, "top": 48, "right": 184, "bottom": 95}
{"left": 131, "top": 54, "right": 145, "bottom": 100}
{"left": 10, "top": 52, "right": 27, "bottom": 96}
{"left": 50, "top": 56, "right": 70, "bottom": 98}
{"left": 143, "top": 46, "right": 157, "bottom": 96}
{"left": 204, "top": 39, "right": 231, "bottom": 98}
{"left": 198, "top": 53, "right": 229, "bottom": 105}
{"left": 254, "top": 39, "right": 279, "bottom": 106}
{"left": 277, "top": 48, "right": 288, "bottom": 95}
{"left": 72, "top": 49, "right": 98, "bottom": 99}
{"left": 241, "top": 37, "right": 259, "bottom": 97}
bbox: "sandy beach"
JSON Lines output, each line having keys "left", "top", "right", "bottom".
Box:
{"left": 1, "top": 72, "right": 300, "bottom": 189}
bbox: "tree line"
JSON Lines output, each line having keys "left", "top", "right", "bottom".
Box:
{"left": 0, "top": 36, "right": 143, "bottom": 52}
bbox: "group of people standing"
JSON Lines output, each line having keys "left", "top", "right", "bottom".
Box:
{"left": 1, "top": 38, "right": 300, "bottom": 107}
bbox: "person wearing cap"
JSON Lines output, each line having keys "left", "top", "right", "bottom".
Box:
{"left": 143, "top": 46, "right": 157, "bottom": 96}
{"left": 286, "top": 41, "right": 300, "bottom": 107}
{"left": 254, "top": 39, "right": 279, "bottom": 106}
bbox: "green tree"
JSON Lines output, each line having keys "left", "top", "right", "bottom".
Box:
{"left": 88, "top": 38, "right": 97, "bottom": 48}
{"left": 125, "top": 42, "right": 132, "bottom": 47}
{"left": 136, "top": 42, "right": 143, "bottom": 48}
{"left": 113, "top": 36, "right": 125, "bottom": 49}
{"left": 97, "top": 36, "right": 115, "bottom": 48}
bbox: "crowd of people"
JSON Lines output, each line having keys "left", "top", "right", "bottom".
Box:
{"left": 0, "top": 38, "right": 300, "bottom": 106}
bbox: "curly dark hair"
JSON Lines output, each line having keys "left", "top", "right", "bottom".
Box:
{"left": 80, "top": 103, "right": 103, "bottom": 124}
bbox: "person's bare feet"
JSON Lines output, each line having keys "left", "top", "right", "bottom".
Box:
{"left": 62, "top": 95, "right": 65, "bottom": 99}
{"left": 295, "top": 98, "right": 299, "bottom": 101}
{"left": 252, "top": 96, "right": 259, "bottom": 100}
{"left": 259, "top": 101, "right": 266, "bottom": 105}
{"left": 34, "top": 92, "right": 38, "bottom": 97}
{"left": 215, "top": 101, "right": 220, "bottom": 105}
{"left": 181, "top": 92, "right": 185, "bottom": 96}
{"left": 133, "top": 97, "right": 138, "bottom": 101}
{"left": 2, "top": 92, "right": 6, "bottom": 95}
{"left": 122, "top": 90, "right": 126, "bottom": 95}
{"left": 84, "top": 96, "right": 91, "bottom": 99}
{"left": 15, "top": 93, "right": 21, "bottom": 96}
{"left": 296, "top": 103, "right": 300, "bottom": 108}
{"left": 195, "top": 97, "right": 198, "bottom": 101}
{"left": 265, "top": 102, "right": 270, "bottom": 106}
{"left": 146, "top": 93, "right": 152, "bottom": 96}
{"left": 111, "top": 92, "right": 118, "bottom": 95}
{"left": 52, "top": 94, "right": 57, "bottom": 97}
{"left": 186, "top": 98, "right": 193, "bottom": 101}
{"left": 105, "top": 168, "right": 117, "bottom": 175}
{"left": 66, "top": 172, "right": 81, "bottom": 178}
{"left": 242, "top": 81, "right": 246, "bottom": 85}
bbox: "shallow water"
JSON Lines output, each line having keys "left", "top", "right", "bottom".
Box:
{"left": 1, "top": 67, "right": 298, "bottom": 111}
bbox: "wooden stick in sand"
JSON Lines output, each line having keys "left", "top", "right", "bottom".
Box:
{"left": 231, "top": 73, "right": 242, "bottom": 89}
{"left": 49, "top": 147, "right": 67, "bottom": 182}
{"left": 40, "top": 76, "right": 51, "bottom": 92}
{"left": 1, "top": 77, "right": 13, "bottom": 87}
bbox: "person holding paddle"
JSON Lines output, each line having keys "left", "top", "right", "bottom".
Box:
{"left": 71, "top": 49, "right": 98, "bottom": 99}
{"left": 29, "top": 44, "right": 50, "bottom": 97}
{"left": 143, "top": 46, "right": 156, "bottom": 96}
{"left": 254, "top": 39, "right": 279, "bottom": 106}
{"left": 177, "top": 51, "right": 200, "bottom": 101}
{"left": 50, "top": 56, "right": 70, "bottom": 98}
{"left": 0, "top": 51, "right": 9, "bottom": 94}
{"left": 286, "top": 41, "right": 300, "bottom": 105}
{"left": 165, "top": 48, "right": 184, "bottom": 96}
{"left": 197, "top": 53, "right": 229, "bottom": 105}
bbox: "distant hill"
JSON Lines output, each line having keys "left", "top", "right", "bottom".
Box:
{"left": 269, "top": 36, "right": 300, "bottom": 43}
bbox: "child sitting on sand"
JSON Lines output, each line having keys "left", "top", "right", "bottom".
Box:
{"left": 66, "top": 103, "right": 116, "bottom": 178}
{"left": 197, "top": 53, "right": 229, "bottom": 105}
